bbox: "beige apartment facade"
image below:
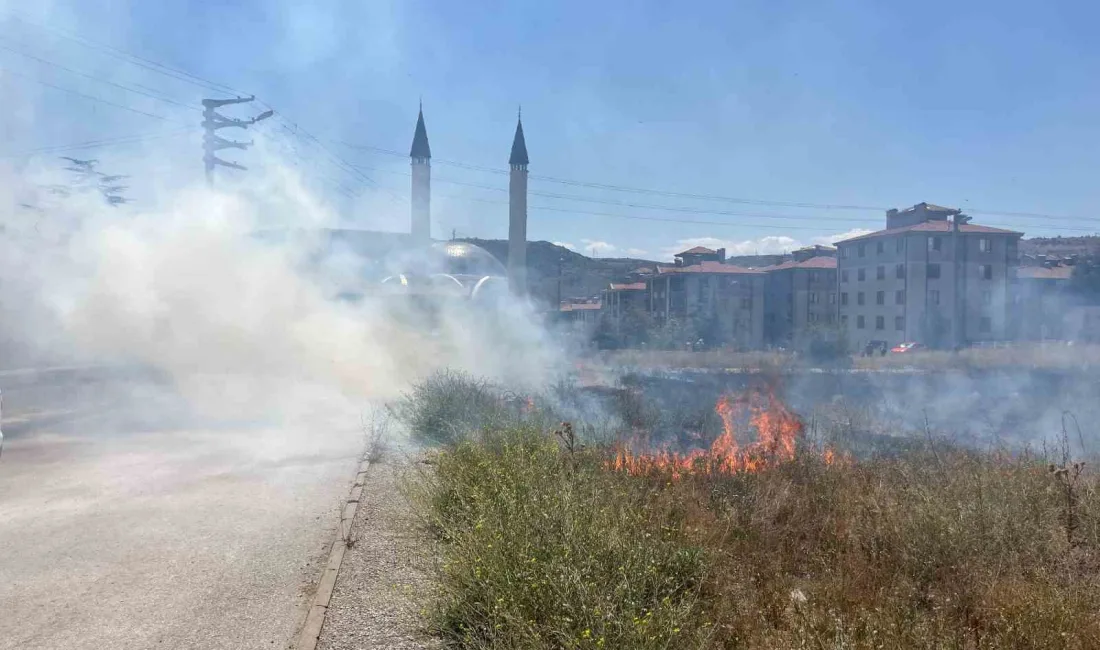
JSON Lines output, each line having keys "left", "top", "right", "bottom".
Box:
{"left": 647, "top": 261, "right": 766, "bottom": 349}
{"left": 836, "top": 203, "right": 1022, "bottom": 350}
{"left": 763, "top": 251, "right": 838, "bottom": 349}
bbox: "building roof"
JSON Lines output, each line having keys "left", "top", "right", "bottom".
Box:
{"left": 561, "top": 302, "right": 601, "bottom": 311}
{"left": 608, "top": 282, "right": 646, "bottom": 291}
{"left": 834, "top": 220, "right": 1023, "bottom": 244}
{"left": 762, "top": 256, "right": 838, "bottom": 272}
{"left": 509, "top": 117, "right": 529, "bottom": 166}
{"left": 630, "top": 266, "right": 654, "bottom": 275}
{"left": 1017, "top": 265, "right": 1073, "bottom": 280}
{"left": 676, "top": 246, "right": 717, "bottom": 256}
{"left": 409, "top": 107, "right": 431, "bottom": 159}
{"left": 902, "top": 202, "right": 958, "bottom": 214}
{"left": 657, "top": 261, "right": 763, "bottom": 275}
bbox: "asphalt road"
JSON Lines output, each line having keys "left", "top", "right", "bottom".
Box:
{"left": 0, "top": 376, "right": 364, "bottom": 650}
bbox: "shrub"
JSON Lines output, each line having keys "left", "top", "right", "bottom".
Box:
{"left": 414, "top": 427, "right": 713, "bottom": 649}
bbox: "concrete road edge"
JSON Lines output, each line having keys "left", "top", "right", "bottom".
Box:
{"left": 293, "top": 455, "right": 372, "bottom": 650}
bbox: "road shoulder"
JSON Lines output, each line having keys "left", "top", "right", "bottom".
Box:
{"left": 315, "top": 455, "right": 439, "bottom": 650}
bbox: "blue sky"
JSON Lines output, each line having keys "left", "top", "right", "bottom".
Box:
{"left": 3, "top": 0, "right": 1100, "bottom": 260}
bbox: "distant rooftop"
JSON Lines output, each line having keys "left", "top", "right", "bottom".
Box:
{"left": 657, "top": 261, "right": 763, "bottom": 275}
{"left": 1017, "top": 265, "right": 1073, "bottom": 280}
{"left": 609, "top": 282, "right": 646, "bottom": 291}
{"left": 677, "top": 246, "right": 717, "bottom": 256}
{"left": 762, "top": 256, "right": 838, "bottom": 272}
{"left": 835, "top": 220, "right": 1022, "bottom": 244}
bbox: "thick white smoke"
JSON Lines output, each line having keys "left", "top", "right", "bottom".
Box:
{"left": 0, "top": 155, "right": 564, "bottom": 427}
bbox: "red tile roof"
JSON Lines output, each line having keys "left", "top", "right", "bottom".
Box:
{"left": 657, "top": 261, "right": 763, "bottom": 275}
{"left": 1017, "top": 266, "right": 1073, "bottom": 280}
{"left": 608, "top": 282, "right": 646, "bottom": 291}
{"left": 835, "top": 221, "right": 1022, "bottom": 244}
{"left": 561, "top": 302, "right": 602, "bottom": 311}
{"left": 762, "top": 256, "right": 838, "bottom": 271}
{"left": 677, "top": 246, "right": 717, "bottom": 255}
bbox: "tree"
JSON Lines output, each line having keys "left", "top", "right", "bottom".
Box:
{"left": 1070, "top": 259, "right": 1100, "bottom": 304}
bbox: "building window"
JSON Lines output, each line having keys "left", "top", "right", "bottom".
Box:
{"left": 829, "top": 292, "right": 837, "bottom": 304}
{"left": 896, "top": 263, "right": 905, "bottom": 279}
{"left": 858, "top": 243, "right": 866, "bottom": 258}
{"left": 896, "top": 238, "right": 905, "bottom": 253}
{"left": 981, "top": 290, "right": 992, "bottom": 306}
{"left": 741, "top": 297, "right": 752, "bottom": 309}
{"left": 841, "top": 247, "right": 849, "bottom": 259}
{"left": 841, "top": 292, "right": 849, "bottom": 306}
{"left": 857, "top": 292, "right": 865, "bottom": 306}
{"left": 928, "top": 236, "right": 942, "bottom": 252}
{"left": 876, "top": 316, "right": 885, "bottom": 330}
{"left": 895, "top": 316, "right": 905, "bottom": 331}
{"left": 929, "top": 289, "right": 940, "bottom": 305}
{"left": 877, "top": 266, "right": 885, "bottom": 280}
{"left": 841, "top": 314, "right": 849, "bottom": 327}
{"left": 979, "top": 264, "right": 993, "bottom": 280}
{"left": 857, "top": 315, "right": 865, "bottom": 329}
{"left": 808, "top": 313, "right": 817, "bottom": 323}
{"left": 809, "top": 292, "right": 819, "bottom": 304}
{"left": 979, "top": 316, "right": 992, "bottom": 333}
{"left": 876, "top": 241, "right": 884, "bottom": 254}
{"left": 841, "top": 269, "right": 849, "bottom": 283}
{"left": 979, "top": 238, "right": 991, "bottom": 253}
{"left": 927, "top": 263, "right": 941, "bottom": 279}
{"left": 896, "top": 289, "right": 905, "bottom": 304}
{"left": 858, "top": 268, "right": 866, "bottom": 281}
{"left": 876, "top": 291, "right": 884, "bottom": 305}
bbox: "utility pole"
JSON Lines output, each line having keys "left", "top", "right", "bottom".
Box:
{"left": 201, "top": 96, "right": 274, "bottom": 186}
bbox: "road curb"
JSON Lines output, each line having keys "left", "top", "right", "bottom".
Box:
{"left": 294, "top": 455, "right": 372, "bottom": 650}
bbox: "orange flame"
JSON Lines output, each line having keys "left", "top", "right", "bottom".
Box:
{"left": 609, "top": 387, "right": 839, "bottom": 478}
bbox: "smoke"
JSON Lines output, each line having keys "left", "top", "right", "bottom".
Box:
{"left": 0, "top": 151, "right": 564, "bottom": 431}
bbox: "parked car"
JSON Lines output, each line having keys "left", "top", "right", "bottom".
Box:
{"left": 891, "top": 342, "right": 924, "bottom": 353}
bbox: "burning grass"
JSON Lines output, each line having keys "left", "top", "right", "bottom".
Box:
{"left": 407, "top": 374, "right": 1100, "bottom": 649}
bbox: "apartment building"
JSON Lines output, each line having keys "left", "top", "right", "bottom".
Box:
{"left": 1013, "top": 261, "right": 1073, "bottom": 340}
{"left": 763, "top": 247, "right": 838, "bottom": 349}
{"left": 647, "top": 261, "right": 766, "bottom": 349}
{"left": 836, "top": 202, "right": 1022, "bottom": 350}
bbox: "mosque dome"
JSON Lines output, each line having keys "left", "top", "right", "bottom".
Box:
{"left": 431, "top": 241, "right": 506, "bottom": 278}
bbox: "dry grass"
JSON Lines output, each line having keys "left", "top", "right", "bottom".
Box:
{"left": 603, "top": 343, "right": 1100, "bottom": 372}
{"left": 414, "top": 428, "right": 1100, "bottom": 649}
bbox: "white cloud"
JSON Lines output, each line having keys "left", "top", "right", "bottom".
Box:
{"left": 553, "top": 241, "right": 577, "bottom": 251}
{"left": 814, "top": 228, "right": 873, "bottom": 246}
{"left": 580, "top": 239, "right": 616, "bottom": 256}
{"left": 624, "top": 248, "right": 649, "bottom": 257}
{"left": 660, "top": 236, "right": 798, "bottom": 261}
{"left": 660, "top": 229, "right": 872, "bottom": 262}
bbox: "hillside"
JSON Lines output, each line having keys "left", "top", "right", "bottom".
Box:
{"left": 1020, "top": 235, "right": 1100, "bottom": 258}
{"left": 462, "top": 239, "right": 792, "bottom": 306}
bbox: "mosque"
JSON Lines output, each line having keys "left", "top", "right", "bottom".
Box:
{"left": 255, "top": 106, "right": 531, "bottom": 305}
{"left": 390, "top": 105, "right": 530, "bottom": 300}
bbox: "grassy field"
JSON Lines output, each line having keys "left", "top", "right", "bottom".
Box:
{"left": 602, "top": 343, "right": 1100, "bottom": 372}
{"left": 401, "top": 373, "right": 1100, "bottom": 649}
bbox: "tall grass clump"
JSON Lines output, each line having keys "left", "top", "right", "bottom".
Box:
{"left": 392, "top": 370, "right": 522, "bottom": 445}
{"left": 414, "top": 426, "right": 713, "bottom": 649}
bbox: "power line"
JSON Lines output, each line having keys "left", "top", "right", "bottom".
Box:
{"left": 0, "top": 38, "right": 199, "bottom": 111}
{"left": 372, "top": 186, "right": 1099, "bottom": 234}
{"left": 347, "top": 161, "right": 1100, "bottom": 231}
{"left": 3, "top": 129, "right": 191, "bottom": 158}
{"left": 4, "top": 13, "right": 242, "bottom": 96}
{"left": 1, "top": 66, "right": 187, "bottom": 123}
{"left": 335, "top": 139, "right": 1100, "bottom": 224}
